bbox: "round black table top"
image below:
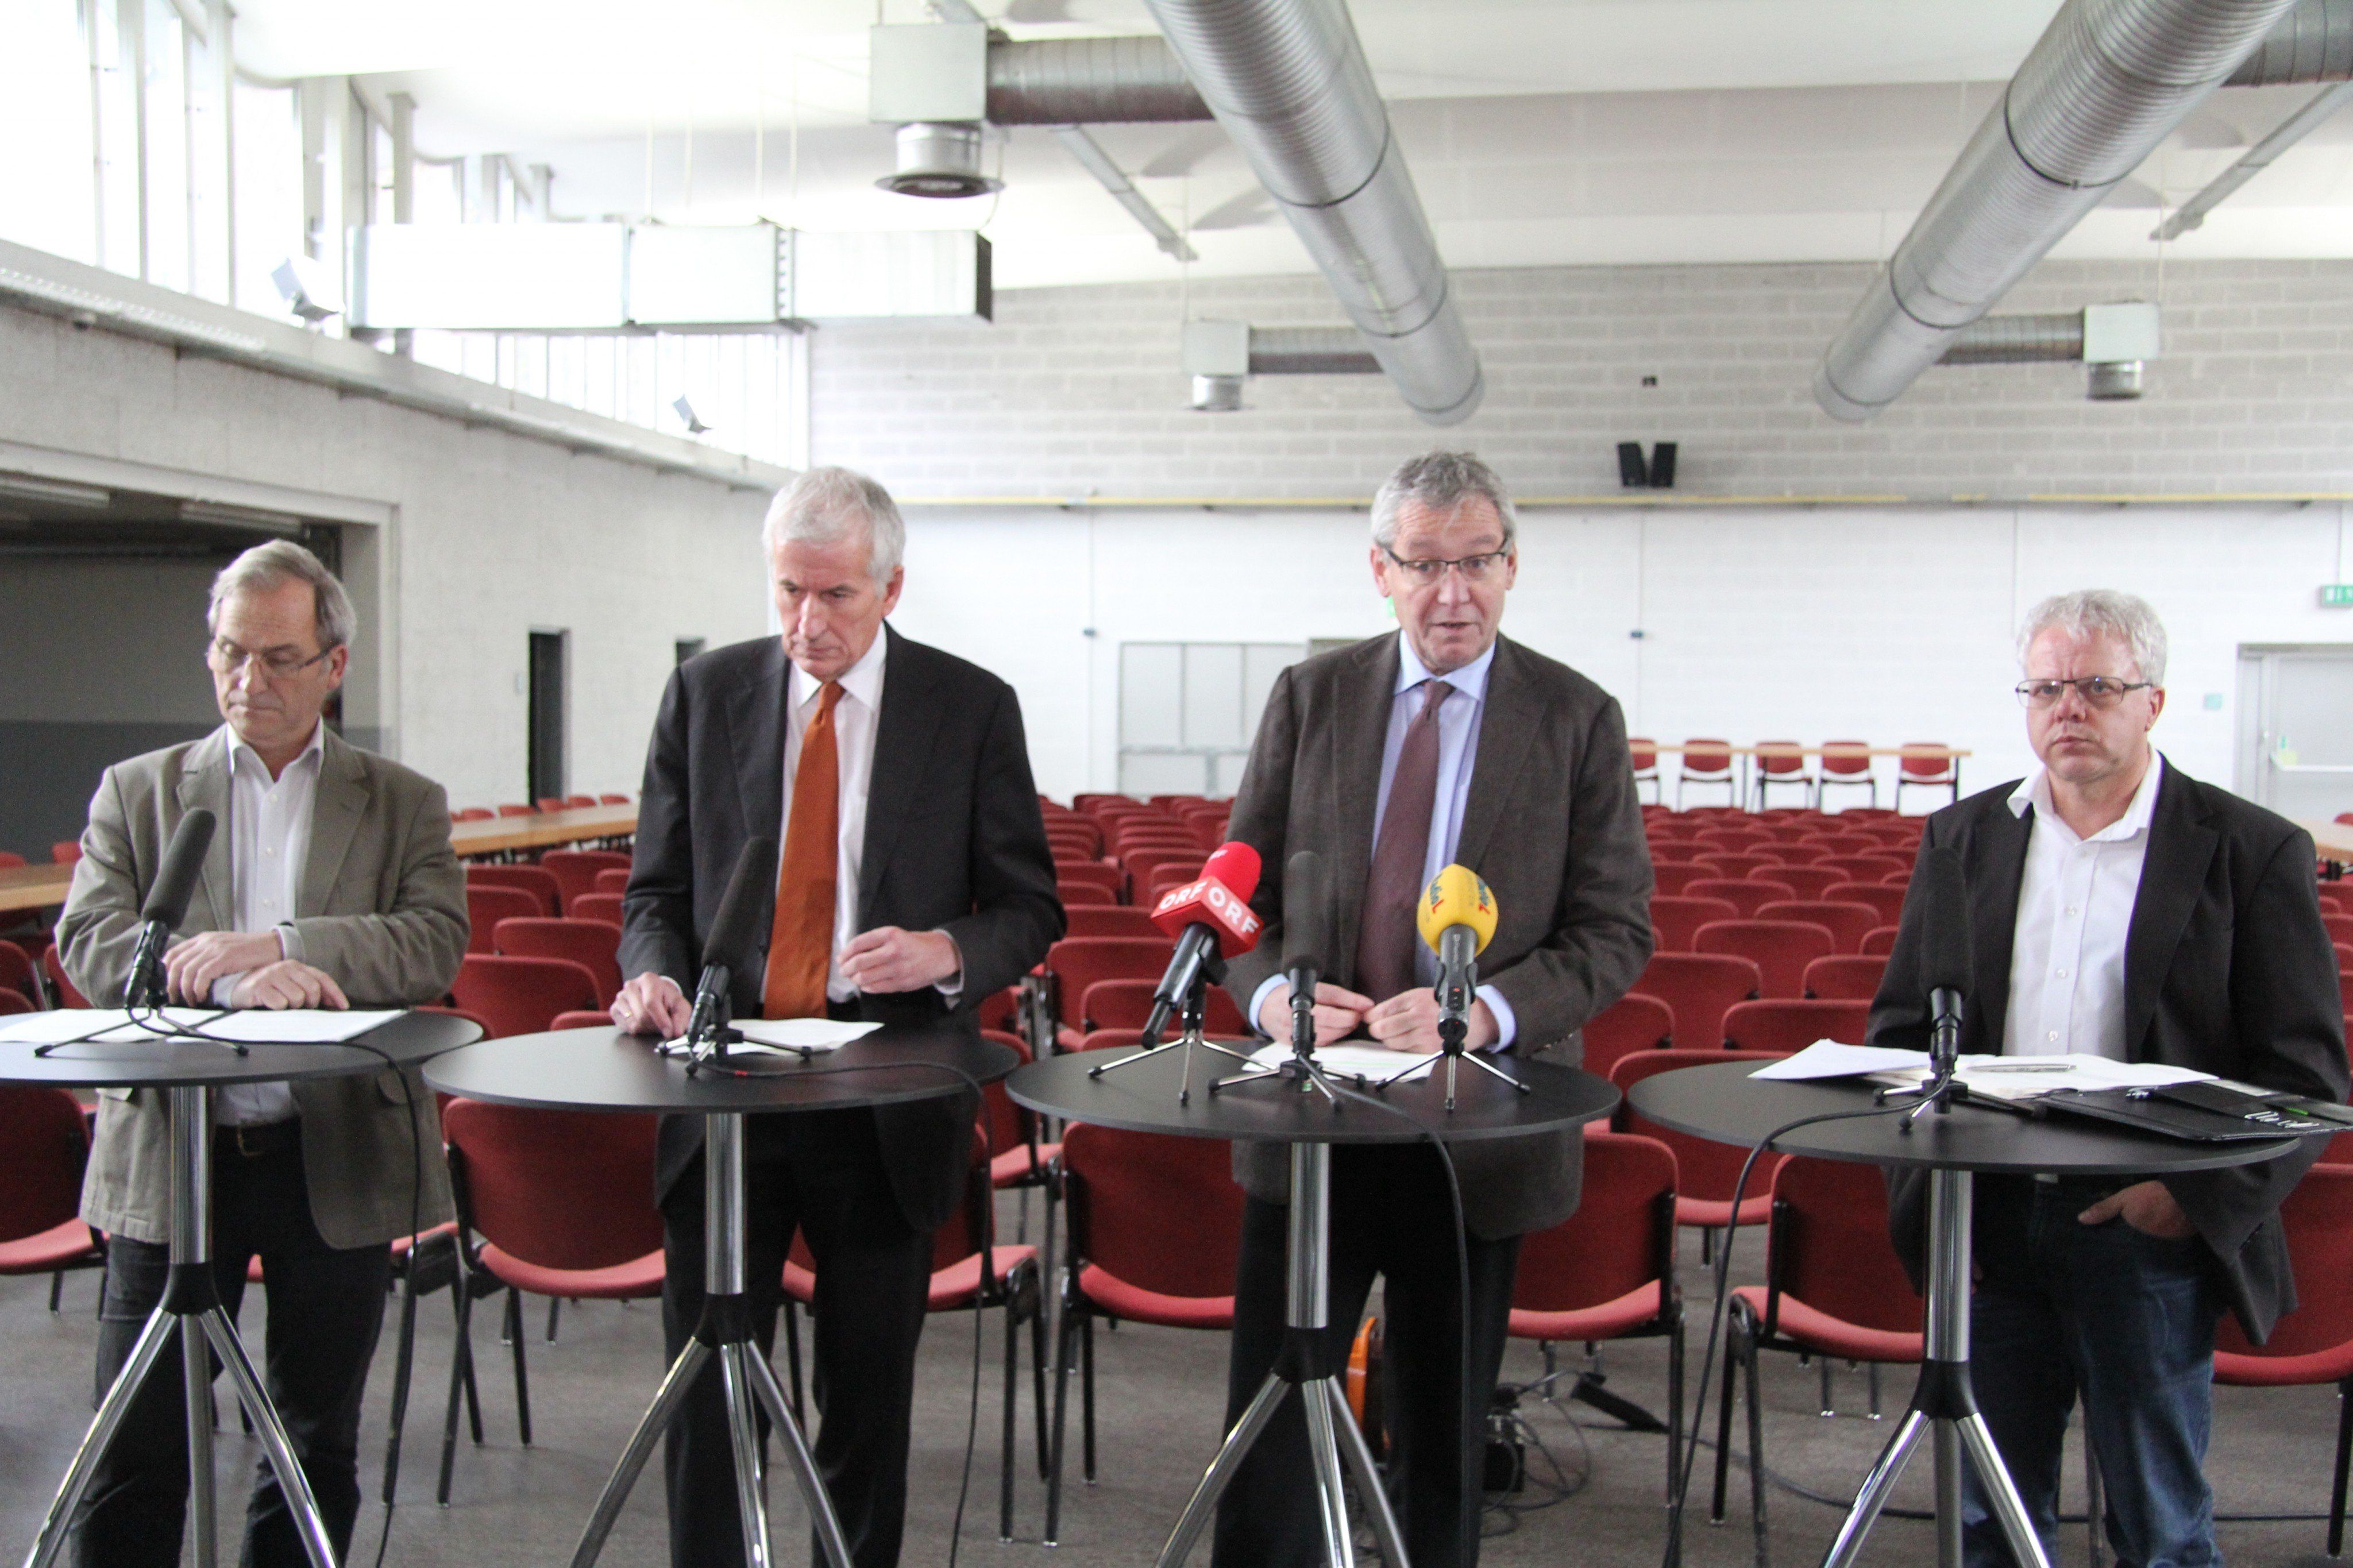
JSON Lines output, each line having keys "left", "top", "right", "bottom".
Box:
{"left": 1628, "top": 1061, "right": 2298, "bottom": 1176}
{"left": 0, "top": 1009, "right": 478, "bottom": 1090}
{"left": 423, "top": 1023, "right": 1017, "bottom": 1114}
{"left": 1008, "top": 1045, "right": 1618, "bottom": 1144}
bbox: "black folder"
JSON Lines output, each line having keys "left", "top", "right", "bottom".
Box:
{"left": 2039, "top": 1080, "right": 2341, "bottom": 1142}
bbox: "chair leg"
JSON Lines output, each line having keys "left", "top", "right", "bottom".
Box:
{"left": 2329, "top": 1374, "right": 2351, "bottom": 1557}
{"left": 1818, "top": 1358, "right": 1834, "bottom": 1417}
{"left": 438, "top": 1280, "right": 476, "bottom": 1507}
{"left": 1081, "top": 1311, "right": 1098, "bottom": 1484}
{"left": 1743, "top": 1318, "right": 1769, "bottom": 1568}
{"left": 545, "top": 1295, "right": 562, "bottom": 1343}
{"left": 1711, "top": 1314, "right": 1739, "bottom": 1524}
{"left": 503, "top": 1288, "right": 533, "bottom": 1447}
{"left": 1029, "top": 1283, "right": 1052, "bottom": 1481}
{"left": 1866, "top": 1362, "right": 1882, "bottom": 1419}
{"left": 1000, "top": 1297, "right": 1020, "bottom": 1543}
{"left": 782, "top": 1299, "right": 806, "bottom": 1424}
{"left": 380, "top": 1252, "right": 422, "bottom": 1507}
{"left": 457, "top": 1285, "right": 484, "bottom": 1443}
{"left": 48, "top": 1269, "right": 63, "bottom": 1313}
{"left": 1665, "top": 1316, "right": 1687, "bottom": 1568}
{"left": 1045, "top": 1304, "right": 1081, "bottom": 1548}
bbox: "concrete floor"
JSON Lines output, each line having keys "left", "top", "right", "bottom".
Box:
{"left": 1, "top": 1206, "right": 2345, "bottom": 1567}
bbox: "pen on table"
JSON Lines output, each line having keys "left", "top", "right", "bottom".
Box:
{"left": 1968, "top": 1061, "right": 2074, "bottom": 1073}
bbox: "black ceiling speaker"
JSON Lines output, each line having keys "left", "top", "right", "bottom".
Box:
{"left": 1649, "top": 442, "right": 1677, "bottom": 489}
{"left": 1616, "top": 442, "right": 1649, "bottom": 488}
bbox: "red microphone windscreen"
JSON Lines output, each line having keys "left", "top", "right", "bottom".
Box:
{"left": 1201, "top": 841, "right": 1263, "bottom": 902}
{"left": 1148, "top": 843, "right": 1265, "bottom": 957}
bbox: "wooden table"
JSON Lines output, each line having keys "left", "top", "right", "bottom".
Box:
{"left": 1634, "top": 744, "right": 1973, "bottom": 809}
{"left": 448, "top": 804, "right": 636, "bottom": 858}
{"left": 2302, "top": 818, "right": 2353, "bottom": 872}
{"left": 0, "top": 863, "right": 72, "bottom": 915}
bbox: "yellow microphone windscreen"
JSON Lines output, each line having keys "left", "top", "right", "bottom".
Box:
{"left": 1418, "top": 864, "right": 1497, "bottom": 954}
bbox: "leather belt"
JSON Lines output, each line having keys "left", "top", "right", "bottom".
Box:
{"left": 217, "top": 1119, "right": 300, "bottom": 1159}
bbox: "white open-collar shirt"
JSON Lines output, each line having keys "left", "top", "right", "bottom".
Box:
{"left": 213, "top": 721, "right": 326, "bottom": 1125}
{"left": 2001, "top": 751, "right": 2163, "bottom": 1061}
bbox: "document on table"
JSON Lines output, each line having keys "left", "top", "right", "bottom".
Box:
{"left": 198, "top": 1010, "right": 405, "bottom": 1044}
{"left": 1870, "top": 1054, "right": 2214, "bottom": 1100}
{"left": 1248, "top": 1042, "right": 1440, "bottom": 1084}
{"left": 0, "top": 1007, "right": 222, "bottom": 1045}
{"left": 657, "top": 1018, "right": 882, "bottom": 1057}
{"left": 1748, "top": 1042, "right": 1929, "bottom": 1080}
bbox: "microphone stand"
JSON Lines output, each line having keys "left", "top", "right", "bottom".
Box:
{"left": 1373, "top": 948, "right": 1528, "bottom": 1110}
{"left": 40, "top": 922, "right": 250, "bottom": 1057}
{"left": 1876, "top": 987, "right": 1969, "bottom": 1129}
{"left": 1087, "top": 955, "right": 1252, "bottom": 1103}
{"left": 1212, "top": 967, "right": 1347, "bottom": 1109}
{"left": 681, "top": 967, "right": 748, "bottom": 1077}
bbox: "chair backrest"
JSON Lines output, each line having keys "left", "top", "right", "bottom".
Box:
{"left": 1754, "top": 742, "right": 1808, "bottom": 779}
{"left": 1056, "top": 880, "right": 1115, "bottom": 906}
{"left": 1512, "top": 1131, "right": 1676, "bottom": 1314}
{"left": 595, "top": 867, "right": 632, "bottom": 894}
{"left": 549, "top": 1011, "right": 612, "bottom": 1030}
{"left": 1610, "top": 1049, "right": 1787, "bottom": 1204}
{"left": 497, "top": 803, "right": 536, "bottom": 817}
{"left": 2321, "top": 912, "right": 2353, "bottom": 950}
{"left": 1680, "top": 739, "right": 1733, "bottom": 777}
{"left": 569, "top": 891, "right": 626, "bottom": 925}
{"left": 492, "top": 917, "right": 623, "bottom": 1004}
{"left": 1062, "top": 1121, "right": 1243, "bottom": 1299}
{"left": 1064, "top": 905, "right": 1164, "bottom": 941}
{"left": 1722, "top": 999, "right": 1871, "bottom": 1053}
{"left": 1803, "top": 953, "right": 1889, "bottom": 1001}
{"left": 1054, "top": 861, "right": 1124, "bottom": 897}
{"left": 1898, "top": 745, "right": 1955, "bottom": 781}
{"left": 535, "top": 797, "right": 568, "bottom": 813}
{"left": 1629, "top": 737, "right": 1660, "bottom": 774}
{"left": 599, "top": 793, "right": 632, "bottom": 806}
{"left": 465, "top": 885, "right": 544, "bottom": 953}
{"left": 1819, "top": 742, "right": 1873, "bottom": 778}
{"left": 43, "top": 947, "right": 89, "bottom": 1009}
{"left": 0, "top": 992, "right": 31, "bottom": 1015}
{"left": 1649, "top": 861, "right": 1712, "bottom": 897}
{"left": 541, "top": 849, "right": 632, "bottom": 909}
{"left": 1627, "top": 952, "right": 1762, "bottom": 1048}
{"left": 52, "top": 840, "right": 83, "bottom": 864}
{"left": 1764, "top": 1155, "right": 1924, "bottom": 1335}
{"left": 1860, "top": 926, "right": 1899, "bottom": 956}
{"left": 442, "top": 1098, "right": 664, "bottom": 1270}
{"left": 2218, "top": 1165, "right": 2353, "bottom": 1359}
{"left": 466, "top": 863, "right": 562, "bottom": 916}
{"left": 1078, "top": 978, "right": 1248, "bottom": 1035}
{"left": 0, "top": 1087, "right": 88, "bottom": 1242}
{"left": 978, "top": 1028, "right": 1037, "bottom": 1157}
{"left": 1649, "top": 896, "right": 1740, "bottom": 953}
{"left": 1762, "top": 864, "right": 1848, "bottom": 901}
{"left": 0, "top": 851, "right": 23, "bottom": 868}
{"left": 1822, "top": 882, "right": 1909, "bottom": 927}
{"left": 1694, "top": 853, "right": 1779, "bottom": 880}
{"left": 451, "top": 955, "right": 602, "bottom": 1038}
{"left": 1579, "top": 993, "right": 1676, "bottom": 1078}
{"left": 452, "top": 808, "right": 495, "bottom": 822}
{"left": 1045, "top": 937, "right": 1175, "bottom": 1024}
{"left": 1124, "top": 849, "right": 1206, "bottom": 888}
{"left": 0, "top": 939, "right": 38, "bottom": 1006}
{"left": 1754, "top": 899, "right": 1882, "bottom": 955}
{"left": 1694, "top": 920, "right": 1838, "bottom": 999}
{"left": 1684, "top": 878, "right": 1797, "bottom": 919}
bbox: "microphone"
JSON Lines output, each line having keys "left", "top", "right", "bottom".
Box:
{"left": 1280, "top": 851, "right": 1328, "bottom": 1052}
{"left": 1417, "top": 864, "right": 1498, "bottom": 1021}
{"left": 1139, "top": 843, "right": 1264, "bottom": 1046}
{"left": 685, "top": 836, "right": 777, "bottom": 1059}
{"left": 126, "top": 809, "right": 216, "bottom": 1008}
{"left": 1916, "top": 845, "right": 1973, "bottom": 1082}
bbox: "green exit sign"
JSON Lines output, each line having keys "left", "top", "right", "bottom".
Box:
{"left": 2324, "top": 585, "right": 2353, "bottom": 608}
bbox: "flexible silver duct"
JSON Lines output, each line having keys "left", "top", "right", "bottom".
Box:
{"left": 1137, "top": 0, "right": 1483, "bottom": 424}
{"left": 1815, "top": 0, "right": 2300, "bottom": 422}
{"left": 2228, "top": 0, "right": 2353, "bottom": 82}
{"left": 986, "top": 37, "right": 1211, "bottom": 123}
{"left": 1249, "top": 326, "right": 1379, "bottom": 374}
{"left": 1937, "top": 312, "right": 2086, "bottom": 364}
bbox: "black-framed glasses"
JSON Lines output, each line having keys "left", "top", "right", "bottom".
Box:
{"left": 2015, "top": 676, "right": 2154, "bottom": 710}
{"left": 207, "top": 638, "right": 335, "bottom": 680}
{"left": 1380, "top": 546, "right": 1511, "bottom": 585}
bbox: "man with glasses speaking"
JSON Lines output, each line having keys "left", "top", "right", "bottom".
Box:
{"left": 1872, "top": 589, "right": 2346, "bottom": 1567}
{"left": 56, "top": 539, "right": 466, "bottom": 1566}
{"left": 1212, "top": 451, "right": 1654, "bottom": 1567}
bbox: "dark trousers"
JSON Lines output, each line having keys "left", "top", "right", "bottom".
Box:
{"left": 1964, "top": 1178, "right": 2221, "bottom": 1568}
{"left": 660, "top": 1107, "right": 934, "bottom": 1568}
{"left": 1211, "top": 1143, "right": 1520, "bottom": 1568}
{"left": 74, "top": 1121, "right": 392, "bottom": 1568}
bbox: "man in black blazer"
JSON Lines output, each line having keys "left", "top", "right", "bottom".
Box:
{"left": 613, "top": 467, "right": 1062, "bottom": 1568}
{"left": 1214, "top": 452, "right": 1654, "bottom": 1568}
{"left": 1873, "top": 590, "right": 2346, "bottom": 1568}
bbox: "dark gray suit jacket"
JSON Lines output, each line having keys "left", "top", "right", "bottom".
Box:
{"left": 619, "top": 625, "right": 1063, "bottom": 1233}
{"left": 1873, "top": 761, "right": 2348, "bottom": 1343}
{"left": 1221, "top": 632, "right": 1656, "bottom": 1239}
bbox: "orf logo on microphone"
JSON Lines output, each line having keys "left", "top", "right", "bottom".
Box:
{"left": 1152, "top": 877, "right": 1264, "bottom": 949}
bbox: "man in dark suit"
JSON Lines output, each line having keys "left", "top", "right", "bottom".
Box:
{"left": 611, "top": 466, "right": 1062, "bottom": 1568}
{"left": 1214, "top": 451, "right": 1654, "bottom": 1568}
{"left": 1873, "top": 589, "right": 2347, "bottom": 1567}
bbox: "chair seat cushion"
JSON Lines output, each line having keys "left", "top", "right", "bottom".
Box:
{"left": 992, "top": 1144, "right": 1060, "bottom": 1188}
{"left": 479, "top": 1244, "right": 664, "bottom": 1299}
{"left": 1509, "top": 1280, "right": 1662, "bottom": 1344}
{"left": 0, "top": 1219, "right": 100, "bottom": 1273}
{"left": 1734, "top": 1285, "right": 1922, "bottom": 1364}
{"left": 783, "top": 1245, "right": 1041, "bottom": 1311}
{"left": 1677, "top": 1194, "right": 1772, "bottom": 1229}
{"left": 1078, "top": 1263, "right": 1232, "bottom": 1329}
{"left": 2214, "top": 1345, "right": 2353, "bottom": 1387}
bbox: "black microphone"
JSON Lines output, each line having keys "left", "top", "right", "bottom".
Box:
{"left": 126, "top": 809, "right": 216, "bottom": 1008}
{"left": 1916, "top": 845, "right": 1973, "bottom": 1080}
{"left": 1281, "top": 851, "right": 1327, "bottom": 1053}
{"left": 685, "top": 836, "right": 777, "bottom": 1056}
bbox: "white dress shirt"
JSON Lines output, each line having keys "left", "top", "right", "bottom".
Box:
{"left": 1251, "top": 631, "right": 1519, "bottom": 1046}
{"left": 2001, "top": 752, "right": 2163, "bottom": 1061}
{"left": 778, "top": 632, "right": 961, "bottom": 1003}
{"left": 212, "top": 722, "right": 325, "bottom": 1125}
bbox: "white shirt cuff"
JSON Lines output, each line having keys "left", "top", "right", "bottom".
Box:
{"left": 211, "top": 974, "right": 241, "bottom": 1007}
{"left": 933, "top": 933, "right": 966, "bottom": 1002}
{"left": 1476, "top": 984, "right": 1517, "bottom": 1050}
{"left": 1249, "top": 974, "right": 1287, "bottom": 1038}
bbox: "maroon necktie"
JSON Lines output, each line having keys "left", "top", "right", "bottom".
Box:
{"left": 1355, "top": 678, "right": 1452, "bottom": 1001}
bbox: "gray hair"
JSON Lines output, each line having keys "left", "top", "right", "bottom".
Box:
{"left": 761, "top": 466, "right": 906, "bottom": 583}
{"left": 1369, "top": 451, "right": 1518, "bottom": 552}
{"left": 2018, "top": 589, "right": 2169, "bottom": 686}
{"left": 207, "top": 540, "right": 355, "bottom": 651}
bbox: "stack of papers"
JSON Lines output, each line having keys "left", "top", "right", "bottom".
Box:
{"left": 0, "top": 1008, "right": 401, "bottom": 1046}
{"left": 657, "top": 1018, "right": 882, "bottom": 1058}
{"left": 1247, "top": 1042, "right": 1440, "bottom": 1085}
{"left": 1748, "top": 1040, "right": 2213, "bottom": 1100}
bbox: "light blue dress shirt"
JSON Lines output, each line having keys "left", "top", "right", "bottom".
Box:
{"left": 1251, "top": 631, "right": 1519, "bottom": 1046}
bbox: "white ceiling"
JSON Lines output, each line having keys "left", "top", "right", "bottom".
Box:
{"left": 230, "top": 0, "right": 2353, "bottom": 289}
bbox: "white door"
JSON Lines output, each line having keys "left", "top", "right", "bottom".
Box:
{"left": 2235, "top": 646, "right": 2353, "bottom": 821}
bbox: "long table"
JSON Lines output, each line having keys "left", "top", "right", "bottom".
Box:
{"left": 1640, "top": 743, "right": 1973, "bottom": 808}
{"left": 0, "top": 805, "right": 640, "bottom": 917}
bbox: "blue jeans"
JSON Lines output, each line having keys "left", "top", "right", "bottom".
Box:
{"left": 1963, "top": 1177, "right": 2221, "bottom": 1568}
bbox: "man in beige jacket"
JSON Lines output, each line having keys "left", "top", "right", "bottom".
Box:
{"left": 57, "top": 540, "right": 465, "bottom": 1568}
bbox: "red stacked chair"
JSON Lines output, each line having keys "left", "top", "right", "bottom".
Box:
{"left": 1077, "top": 979, "right": 1249, "bottom": 1036}
{"left": 1685, "top": 878, "right": 1796, "bottom": 920}
{"left": 1762, "top": 864, "right": 1848, "bottom": 900}
{"left": 1696, "top": 853, "right": 1781, "bottom": 882}
{"left": 496, "top": 804, "right": 535, "bottom": 818}
{"left": 1694, "top": 920, "right": 1838, "bottom": 1000}
{"left": 452, "top": 808, "right": 495, "bottom": 823}
{"left": 0, "top": 1087, "right": 105, "bottom": 1310}
{"left": 1044, "top": 937, "right": 1175, "bottom": 1048}
{"left": 1612, "top": 1049, "right": 1787, "bottom": 1241}
{"left": 1124, "top": 848, "right": 1206, "bottom": 893}
{"left": 0, "top": 940, "right": 41, "bottom": 1010}
{"left": 1821, "top": 853, "right": 1910, "bottom": 884}
{"left": 1650, "top": 896, "right": 1739, "bottom": 954}
{"left": 1650, "top": 862, "right": 1714, "bottom": 897}
{"left": 1629, "top": 738, "right": 1663, "bottom": 805}
{"left": 1721, "top": 999, "right": 1871, "bottom": 1053}
{"left": 1578, "top": 992, "right": 1676, "bottom": 1085}
{"left": 539, "top": 850, "right": 631, "bottom": 912}
{"left": 1893, "top": 744, "right": 1959, "bottom": 810}
{"left": 491, "top": 918, "right": 623, "bottom": 1005}
{"left": 43, "top": 948, "right": 89, "bottom": 1009}
{"left": 1824, "top": 882, "right": 1908, "bottom": 929}
{"left": 594, "top": 867, "right": 631, "bottom": 894}
{"left": 52, "top": 841, "right": 84, "bottom": 864}
{"left": 1056, "top": 862, "right": 1124, "bottom": 903}
{"left": 464, "top": 886, "right": 542, "bottom": 955}
{"left": 465, "top": 864, "right": 562, "bottom": 917}
{"left": 1677, "top": 741, "right": 1737, "bottom": 809}
{"left": 450, "top": 955, "right": 601, "bottom": 1038}
{"left": 1628, "top": 953, "right": 1762, "bottom": 1049}
{"left": 1755, "top": 899, "right": 1882, "bottom": 956}
{"left": 1803, "top": 954, "right": 1890, "bottom": 1001}
{"left": 1062, "top": 906, "right": 1163, "bottom": 941}
{"left": 568, "top": 891, "right": 624, "bottom": 925}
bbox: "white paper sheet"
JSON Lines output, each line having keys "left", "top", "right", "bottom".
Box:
{"left": 1748, "top": 1042, "right": 1930, "bottom": 1080}
{"left": 1868, "top": 1053, "right": 2215, "bottom": 1100}
{"left": 657, "top": 1018, "right": 882, "bottom": 1057}
{"left": 0, "top": 1008, "right": 222, "bottom": 1045}
{"left": 197, "top": 1010, "right": 406, "bottom": 1044}
{"left": 1248, "top": 1042, "right": 1440, "bottom": 1084}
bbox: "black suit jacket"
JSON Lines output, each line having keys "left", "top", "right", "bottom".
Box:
{"left": 1221, "top": 632, "right": 1656, "bottom": 1239}
{"left": 1873, "top": 760, "right": 2348, "bottom": 1342}
{"left": 619, "top": 624, "right": 1064, "bottom": 1231}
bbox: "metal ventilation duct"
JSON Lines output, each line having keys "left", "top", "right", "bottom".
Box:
{"left": 1137, "top": 0, "right": 1483, "bottom": 425}
{"left": 1815, "top": 0, "right": 2300, "bottom": 423}
{"left": 986, "top": 37, "right": 1211, "bottom": 124}
{"left": 1938, "top": 312, "right": 2088, "bottom": 364}
{"left": 2228, "top": 0, "right": 2353, "bottom": 82}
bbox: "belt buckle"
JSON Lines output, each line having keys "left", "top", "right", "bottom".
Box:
{"left": 233, "top": 1123, "right": 269, "bottom": 1158}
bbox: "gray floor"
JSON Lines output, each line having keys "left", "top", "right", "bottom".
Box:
{"left": 1, "top": 1203, "right": 2344, "bottom": 1567}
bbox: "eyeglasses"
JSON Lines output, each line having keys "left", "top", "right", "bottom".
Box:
{"left": 2015, "top": 676, "right": 2154, "bottom": 710}
{"left": 1380, "top": 546, "right": 1511, "bottom": 585}
{"left": 207, "top": 638, "right": 335, "bottom": 680}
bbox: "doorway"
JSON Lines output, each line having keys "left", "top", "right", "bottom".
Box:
{"left": 528, "top": 630, "right": 568, "bottom": 803}
{"left": 2234, "top": 645, "right": 2353, "bottom": 821}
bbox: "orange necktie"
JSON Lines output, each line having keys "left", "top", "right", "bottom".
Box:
{"left": 763, "top": 680, "right": 842, "bottom": 1018}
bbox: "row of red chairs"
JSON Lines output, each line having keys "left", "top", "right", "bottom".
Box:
{"left": 448, "top": 793, "right": 631, "bottom": 824}
{"left": 1631, "top": 739, "right": 1960, "bottom": 812}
